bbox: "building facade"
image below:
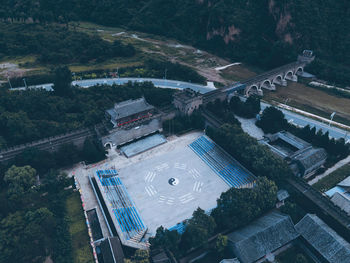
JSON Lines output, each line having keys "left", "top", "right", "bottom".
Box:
{"left": 106, "top": 97, "right": 155, "bottom": 128}
{"left": 173, "top": 88, "right": 203, "bottom": 115}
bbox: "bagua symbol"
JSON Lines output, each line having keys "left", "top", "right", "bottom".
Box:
{"left": 168, "top": 177, "right": 179, "bottom": 186}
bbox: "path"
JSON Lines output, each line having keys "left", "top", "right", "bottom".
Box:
{"left": 308, "top": 155, "right": 350, "bottom": 185}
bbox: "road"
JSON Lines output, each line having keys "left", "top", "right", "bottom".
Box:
{"left": 72, "top": 78, "right": 215, "bottom": 94}
{"left": 260, "top": 102, "right": 350, "bottom": 142}
{"left": 10, "top": 77, "right": 350, "bottom": 141}
{"left": 11, "top": 78, "right": 215, "bottom": 94}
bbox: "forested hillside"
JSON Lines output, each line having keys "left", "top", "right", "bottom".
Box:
{"left": 1, "top": 0, "right": 349, "bottom": 84}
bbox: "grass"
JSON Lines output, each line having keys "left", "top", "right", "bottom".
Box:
{"left": 313, "top": 164, "right": 350, "bottom": 192}
{"left": 276, "top": 245, "right": 313, "bottom": 263}
{"left": 66, "top": 191, "right": 94, "bottom": 263}
{"left": 264, "top": 81, "right": 350, "bottom": 126}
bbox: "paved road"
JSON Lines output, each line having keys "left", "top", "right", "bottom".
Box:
{"left": 10, "top": 77, "right": 350, "bottom": 141}
{"left": 11, "top": 78, "right": 215, "bottom": 94}
{"left": 260, "top": 102, "right": 350, "bottom": 142}
{"left": 72, "top": 78, "right": 215, "bottom": 94}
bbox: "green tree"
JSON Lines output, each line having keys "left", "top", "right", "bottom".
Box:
{"left": 296, "top": 253, "right": 308, "bottom": 263}
{"left": 53, "top": 66, "right": 72, "bottom": 96}
{"left": 4, "top": 165, "right": 36, "bottom": 201}
{"left": 132, "top": 249, "right": 149, "bottom": 263}
{"left": 180, "top": 208, "right": 216, "bottom": 251}
{"left": 256, "top": 106, "right": 288, "bottom": 133}
{"left": 82, "top": 138, "right": 106, "bottom": 164}
{"left": 149, "top": 226, "right": 180, "bottom": 252}
{"left": 215, "top": 234, "right": 228, "bottom": 257}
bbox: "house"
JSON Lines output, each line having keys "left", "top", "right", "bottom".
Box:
{"left": 260, "top": 131, "right": 327, "bottom": 177}
{"left": 295, "top": 214, "right": 350, "bottom": 263}
{"left": 227, "top": 211, "right": 299, "bottom": 263}
{"left": 173, "top": 88, "right": 203, "bottom": 115}
{"left": 106, "top": 97, "right": 155, "bottom": 128}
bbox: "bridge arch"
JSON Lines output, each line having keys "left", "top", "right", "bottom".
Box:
{"left": 295, "top": 67, "right": 304, "bottom": 76}
{"left": 284, "top": 71, "right": 294, "bottom": 80}
{"left": 246, "top": 85, "right": 259, "bottom": 96}
{"left": 261, "top": 79, "right": 272, "bottom": 88}
{"left": 273, "top": 75, "right": 284, "bottom": 83}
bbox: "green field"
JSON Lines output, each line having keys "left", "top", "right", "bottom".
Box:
{"left": 313, "top": 164, "right": 350, "bottom": 192}
{"left": 66, "top": 192, "right": 94, "bottom": 263}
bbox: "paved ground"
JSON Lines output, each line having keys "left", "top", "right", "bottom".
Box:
{"left": 260, "top": 101, "right": 350, "bottom": 142}
{"left": 235, "top": 116, "right": 264, "bottom": 140}
{"left": 86, "top": 132, "right": 229, "bottom": 238}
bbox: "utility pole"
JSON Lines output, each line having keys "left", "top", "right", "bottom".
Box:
{"left": 23, "top": 78, "right": 28, "bottom": 90}
{"left": 329, "top": 112, "right": 336, "bottom": 127}
{"left": 7, "top": 76, "right": 13, "bottom": 89}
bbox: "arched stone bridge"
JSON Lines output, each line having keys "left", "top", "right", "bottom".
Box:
{"left": 241, "top": 61, "right": 306, "bottom": 96}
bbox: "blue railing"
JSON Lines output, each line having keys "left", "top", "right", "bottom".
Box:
{"left": 189, "top": 136, "right": 256, "bottom": 188}
{"left": 96, "top": 169, "right": 146, "bottom": 240}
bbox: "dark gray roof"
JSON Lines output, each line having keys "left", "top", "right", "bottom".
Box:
{"left": 220, "top": 259, "right": 240, "bottom": 263}
{"left": 292, "top": 148, "right": 327, "bottom": 172}
{"left": 107, "top": 97, "right": 154, "bottom": 121}
{"left": 277, "top": 189, "right": 290, "bottom": 202}
{"left": 276, "top": 131, "right": 311, "bottom": 150}
{"left": 331, "top": 192, "right": 350, "bottom": 216}
{"left": 102, "top": 118, "right": 162, "bottom": 147}
{"left": 227, "top": 211, "right": 298, "bottom": 263}
{"left": 295, "top": 214, "right": 350, "bottom": 263}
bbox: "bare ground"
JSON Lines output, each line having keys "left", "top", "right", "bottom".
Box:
{"left": 264, "top": 82, "right": 350, "bottom": 123}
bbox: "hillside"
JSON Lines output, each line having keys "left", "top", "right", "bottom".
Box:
{"left": 1, "top": 1, "right": 349, "bottom": 76}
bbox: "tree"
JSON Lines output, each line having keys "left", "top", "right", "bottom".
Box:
{"left": 211, "top": 177, "right": 277, "bottom": 230}
{"left": 215, "top": 234, "right": 228, "bottom": 257}
{"left": 82, "top": 138, "right": 106, "bottom": 164}
{"left": 256, "top": 106, "right": 288, "bottom": 133}
{"left": 149, "top": 226, "right": 180, "bottom": 251}
{"left": 295, "top": 253, "right": 308, "bottom": 263}
{"left": 180, "top": 208, "right": 216, "bottom": 251}
{"left": 3, "top": 165, "right": 36, "bottom": 201}
{"left": 53, "top": 66, "right": 72, "bottom": 96}
{"left": 132, "top": 250, "right": 149, "bottom": 263}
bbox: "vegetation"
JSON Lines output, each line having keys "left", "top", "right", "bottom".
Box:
{"left": 229, "top": 96, "right": 261, "bottom": 118}
{"left": 257, "top": 106, "right": 350, "bottom": 165}
{"left": 150, "top": 177, "right": 277, "bottom": 257}
{"left": 124, "top": 250, "right": 150, "bottom": 263}
{"left": 207, "top": 124, "right": 292, "bottom": 181}
{"left": 276, "top": 245, "right": 312, "bottom": 263}
{"left": 279, "top": 201, "right": 306, "bottom": 224}
{"left": 2, "top": 1, "right": 349, "bottom": 85}
{"left": 66, "top": 193, "right": 94, "bottom": 263}
{"left": 0, "top": 166, "right": 75, "bottom": 263}
{"left": 256, "top": 106, "right": 288, "bottom": 134}
{"left": 0, "top": 22, "right": 135, "bottom": 64}
{"left": 313, "top": 164, "right": 350, "bottom": 192}
{"left": 163, "top": 111, "right": 205, "bottom": 134}
{"left": 0, "top": 78, "right": 174, "bottom": 148}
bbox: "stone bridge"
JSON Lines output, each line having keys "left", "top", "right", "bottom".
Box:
{"left": 242, "top": 61, "right": 307, "bottom": 96}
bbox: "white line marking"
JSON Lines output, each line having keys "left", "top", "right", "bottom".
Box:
{"left": 189, "top": 168, "right": 201, "bottom": 178}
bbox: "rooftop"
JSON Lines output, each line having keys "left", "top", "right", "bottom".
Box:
{"left": 331, "top": 192, "right": 350, "bottom": 216}
{"left": 107, "top": 97, "right": 154, "bottom": 121}
{"left": 173, "top": 88, "right": 202, "bottom": 102}
{"left": 227, "top": 211, "right": 298, "bottom": 263}
{"left": 295, "top": 214, "right": 350, "bottom": 263}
